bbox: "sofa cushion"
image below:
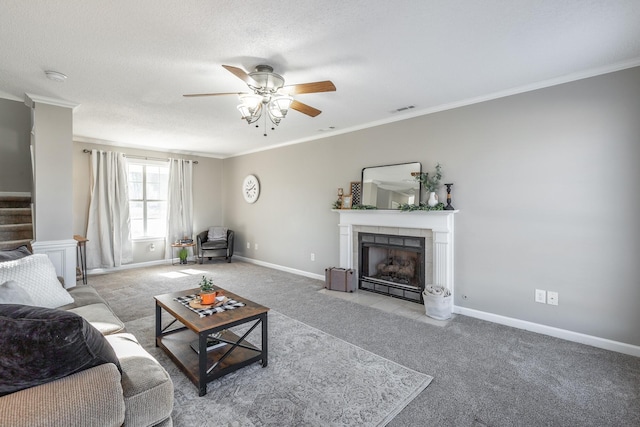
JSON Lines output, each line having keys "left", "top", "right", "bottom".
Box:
{"left": 60, "top": 285, "right": 125, "bottom": 335}
{"left": 0, "top": 363, "right": 125, "bottom": 427}
{"left": 0, "top": 280, "right": 35, "bottom": 305}
{"left": 67, "top": 303, "right": 125, "bottom": 335}
{"left": 61, "top": 284, "right": 110, "bottom": 308}
{"left": 0, "top": 304, "right": 121, "bottom": 397}
{"left": 0, "top": 254, "right": 74, "bottom": 308}
{"left": 0, "top": 245, "right": 32, "bottom": 262}
{"left": 202, "top": 240, "right": 228, "bottom": 250}
{"left": 106, "top": 333, "right": 174, "bottom": 427}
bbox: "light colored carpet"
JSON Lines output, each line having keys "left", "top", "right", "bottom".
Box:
{"left": 126, "top": 312, "right": 432, "bottom": 426}
{"left": 88, "top": 262, "right": 640, "bottom": 426}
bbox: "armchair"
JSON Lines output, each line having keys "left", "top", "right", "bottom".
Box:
{"left": 196, "top": 227, "right": 234, "bottom": 264}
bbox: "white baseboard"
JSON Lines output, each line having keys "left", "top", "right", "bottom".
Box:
{"left": 239, "top": 256, "right": 639, "bottom": 357}
{"left": 234, "top": 255, "right": 325, "bottom": 281}
{"left": 454, "top": 306, "right": 640, "bottom": 358}
{"left": 86, "top": 255, "right": 640, "bottom": 357}
{"left": 87, "top": 258, "right": 173, "bottom": 275}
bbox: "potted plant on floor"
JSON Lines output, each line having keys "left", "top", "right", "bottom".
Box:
{"left": 199, "top": 276, "right": 217, "bottom": 305}
{"left": 178, "top": 247, "right": 189, "bottom": 264}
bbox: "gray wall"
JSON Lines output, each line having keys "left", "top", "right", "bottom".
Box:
{"left": 223, "top": 67, "right": 640, "bottom": 346}
{"left": 32, "top": 102, "right": 73, "bottom": 241}
{"left": 15, "top": 66, "right": 634, "bottom": 347}
{"left": 73, "top": 141, "right": 224, "bottom": 263}
{"left": 0, "top": 98, "right": 31, "bottom": 192}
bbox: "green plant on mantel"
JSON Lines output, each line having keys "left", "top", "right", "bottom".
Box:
{"left": 351, "top": 204, "right": 378, "bottom": 210}
{"left": 418, "top": 163, "right": 443, "bottom": 193}
{"left": 332, "top": 199, "right": 343, "bottom": 209}
{"left": 399, "top": 202, "right": 445, "bottom": 211}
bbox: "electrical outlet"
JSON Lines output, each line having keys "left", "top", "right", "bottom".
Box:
{"left": 547, "top": 291, "right": 559, "bottom": 306}
{"left": 246, "top": 242, "right": 250, "bottom": 249}
{"left": 310, "top": 253, "right": 315, "bottom": 261}
{"left": 149, "top": 243, "right": 155, "bottom": 252}
{"left": 254, "top": 243, "right": 258, "bottom": 250}
{"left": 535, "top": 289, "right": 546, "bottom": 303}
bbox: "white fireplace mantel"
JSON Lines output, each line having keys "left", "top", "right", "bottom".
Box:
{"left": 333, "top": 209, "right": 459, "bottom": 295}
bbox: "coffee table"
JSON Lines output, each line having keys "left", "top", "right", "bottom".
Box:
{"left": 154, "top": 288, "right": 269, "bottom": 396}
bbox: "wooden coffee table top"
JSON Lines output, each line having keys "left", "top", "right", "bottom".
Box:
{"left": 154, "top": 287, "right": 269, "bottom": 333}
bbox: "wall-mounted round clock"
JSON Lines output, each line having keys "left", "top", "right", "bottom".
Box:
{"left": 242, "top": 174, "right": 260, "bottom": 203}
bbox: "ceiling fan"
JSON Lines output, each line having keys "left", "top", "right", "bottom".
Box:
{"left": 184, "top": 65, "right": 336, "bottom": 132}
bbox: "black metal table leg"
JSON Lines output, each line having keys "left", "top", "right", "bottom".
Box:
{"left": 261, "top": 313, "right": 268, "bottom": 367}
{"left": 155, "top": 304, "right": 161, "bottom": 347}
{"left": 198, "top": 333, "right": 208, "bottom": 396}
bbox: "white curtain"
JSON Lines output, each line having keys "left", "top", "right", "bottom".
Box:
{"left": 165, "top": 159, "right": 193, "bottom": 258}
{"left": 86, "top": 149, "right": 133, "bottom": 269}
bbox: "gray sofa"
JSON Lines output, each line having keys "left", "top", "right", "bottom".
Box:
{"left": 0, "top": 284, "right": 174, "bottom": 427}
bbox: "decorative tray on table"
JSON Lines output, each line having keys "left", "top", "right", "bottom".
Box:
{"left": 189, "top": 296, "right": 228, "bottom": 309}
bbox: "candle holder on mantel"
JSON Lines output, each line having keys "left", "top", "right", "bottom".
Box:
{"left": 444, "top": 183, "right": 455, "bottom": 210}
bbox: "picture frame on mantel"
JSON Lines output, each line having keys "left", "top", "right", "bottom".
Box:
{"left": 341, "top": 194, "right": 352, "bottom": 209}
{"left": 350, "top": 181, "right": 362, "bottom": 206}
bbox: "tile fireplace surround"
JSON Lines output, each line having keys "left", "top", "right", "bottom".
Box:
{"left": 334, "top": 209, "right": 458, "bottom": 300}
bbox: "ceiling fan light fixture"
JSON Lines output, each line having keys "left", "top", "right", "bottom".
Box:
{"left": 269, "top": 95, "right": 293, "bottom": 118}
{"left": 237, "top": 104, "right": 250, "bottom": 118}
{"left": 237, "top": 94, "right": 263, "bottom": 124}
{"left": 186, "top": 64, "right": 335, "bottom": 135}
{"left": 239, "top": 94, "right": 262, "bottom": 112}
{"left": 268, "top": 114, "right": 282, "bottom": 126}
{"left": 237, "top": 103, "right": 261, "bottom": 124}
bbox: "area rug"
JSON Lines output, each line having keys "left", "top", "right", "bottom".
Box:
{"left": 125, "top": 311, "right": 433, "bottom": 426}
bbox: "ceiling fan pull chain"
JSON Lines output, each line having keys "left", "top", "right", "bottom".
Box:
{"left": 263, "top": 111, "right": 268, "bottom": 137}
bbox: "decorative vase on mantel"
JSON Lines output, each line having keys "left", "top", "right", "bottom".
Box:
{"left": 427, "top": 192, "right": 438, "bottom": 207}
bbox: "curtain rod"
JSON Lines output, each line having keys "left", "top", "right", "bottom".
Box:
{"left": 82, "top": 149, "right": 198, "bottom": 164}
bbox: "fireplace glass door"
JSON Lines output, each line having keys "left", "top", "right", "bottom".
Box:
{"left": 358, "top": 233, "right": 425, "bottom": 302}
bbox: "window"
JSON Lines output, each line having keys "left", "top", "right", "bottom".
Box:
{"left": 127, "top": 161, "right": 169, "bottom": 239}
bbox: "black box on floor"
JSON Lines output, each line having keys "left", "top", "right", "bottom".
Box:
{"left": 324, "top": 267, "right": 357, "bottom": 292}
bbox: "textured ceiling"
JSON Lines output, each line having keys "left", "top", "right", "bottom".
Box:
{"left": 1, "top": 1, "right": 640, "bottom": 158}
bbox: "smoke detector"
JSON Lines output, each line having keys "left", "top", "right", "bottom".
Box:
{"left": 44, "top": 70, "right": 67, "bottom": 82}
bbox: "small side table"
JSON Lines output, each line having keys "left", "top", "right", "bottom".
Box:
{"left": 171, "top": 243, "right": 196, "bottom": 265}
{"left": 73, "top": 235, "right": 88, "bottom": 284}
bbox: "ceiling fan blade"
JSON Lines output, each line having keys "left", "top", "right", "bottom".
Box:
{"left": 183, "top": 92, "right": 242, "bottom": 98}
{"left": 283, "top": 81, "right": 336, "bottom": 95}
{"left": 290, "top": 100, "right": 322, "bottom": 117}
{"left": 222, "top": 65, "right": 259, "bottom": 87}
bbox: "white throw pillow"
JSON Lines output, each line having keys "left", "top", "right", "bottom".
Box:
{"left": 0, "top": 280, "right": 35, "bottom": 305}
{"left": 0, "top": 254, "right": 74, "bottom": 308}
{"left": 207, "top": 227, "right": 228, "bottom": 241}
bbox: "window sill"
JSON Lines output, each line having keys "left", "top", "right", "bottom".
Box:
{"left": 132, "top": 237, "right": 166, "bottom": 243}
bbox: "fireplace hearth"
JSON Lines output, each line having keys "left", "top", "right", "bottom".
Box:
{"left": 359, "top": 233, "right": 425, "bottom": 302}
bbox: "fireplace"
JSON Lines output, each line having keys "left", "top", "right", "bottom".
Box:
{"left": 359, "top": 233, "right": 425, "bottom": 302}
{"left": 334, "top": 209, "right": 458, "bottom": 303}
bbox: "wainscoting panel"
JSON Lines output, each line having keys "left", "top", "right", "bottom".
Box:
{"left": 31, "top": 239, "right": 77, "bottom": 288}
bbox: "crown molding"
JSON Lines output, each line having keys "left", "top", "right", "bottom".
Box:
{"left": 24, "top": 93, "right": 79, "bottom": 110}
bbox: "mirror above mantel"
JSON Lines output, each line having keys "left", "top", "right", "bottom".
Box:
{"left": 360, "top": 162, "right": 421, "bottom": 209}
